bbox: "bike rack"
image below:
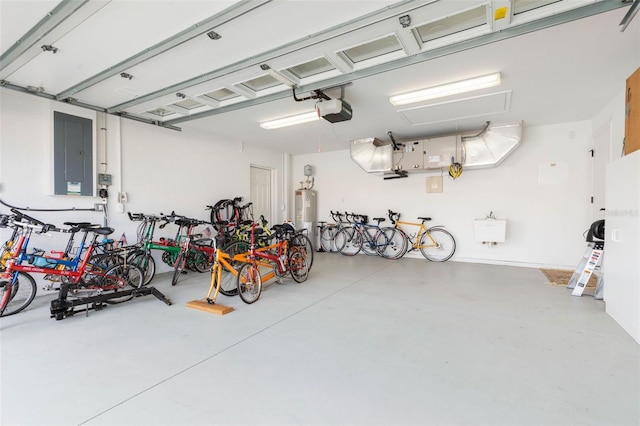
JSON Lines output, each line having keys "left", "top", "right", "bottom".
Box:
{"left": 50, "top": 286, "right": 172, "bottom": 320}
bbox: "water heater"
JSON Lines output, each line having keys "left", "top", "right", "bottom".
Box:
{"left": 295, "top": 189, "right": 316, "bottom": 224}
{"left": 295, "top": 189, "right": 317, "bottom": 249}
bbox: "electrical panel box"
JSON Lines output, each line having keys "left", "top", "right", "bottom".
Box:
{"left": 98, "top": 173, "right": 112, "bottom": 186}
{"left": 625, "top": 67, "right": 640, "bottom": 155}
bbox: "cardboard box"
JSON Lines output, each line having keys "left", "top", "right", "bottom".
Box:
{"left": 625, "top": 67, "right": 640, "bottom": 155}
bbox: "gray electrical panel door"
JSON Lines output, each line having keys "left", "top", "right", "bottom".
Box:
{"left": 54, "top": 112, "right": 93, "bottom": 196}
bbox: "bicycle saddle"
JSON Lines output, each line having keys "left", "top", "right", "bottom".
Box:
{"left": 417, "top": 217, "right": 432, "bottom": 221}
{"left": 92, "top": 227, "right": 114, "bottom": 236}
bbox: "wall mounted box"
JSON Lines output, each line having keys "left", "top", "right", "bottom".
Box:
{"left": 474, "top": 219, "right": 507, "bottom": 243}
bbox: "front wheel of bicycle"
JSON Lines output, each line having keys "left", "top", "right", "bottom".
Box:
{"left": 335, "top": 227, "right": 361, "bottom": 256}
{"left": 128, "top": 251, "right": 156, "bottom": 285}
{"left": 419, "top": 228, "right": 456, "bottom": 261}
{"left": 218, "top": 241, "right": 249, "bottom": 296}
{"left": 237, "top": 262, "right": 262, "bottom": 304}
{"left": 171, "top": 253, "right": 186, "bottom": 286}
{"left": 104, "top": 264, "right": 144, "bottom": 304}
{"left": 0, "top": 272, "right": 37, "bottom": 316}
{"left": 291, "top": 233, "right": 314, "bottom": 270}
{"left": 289, "top": 248, "right": 309, "bottom": 283}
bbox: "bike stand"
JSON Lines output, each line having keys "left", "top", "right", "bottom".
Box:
{"left": 186, "top": 299, "right": 233, "bottom": 315}
{"left": 50, "top": 286, "right": 172, "bottom": 320}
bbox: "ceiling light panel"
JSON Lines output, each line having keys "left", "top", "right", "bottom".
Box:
{"left": 513, "top": 0, "right": 563, "bottom": 15}
{"left": 340, "top": 34, "right": 403, "bottom": 63}
{"left": 172, "top": 99, "right": 204, "bottom": 110}
{"left": 240, "top": 74, "right": 282, "bottom": 92}
{"left": 202, "top": 87, "right": 240, "bottom": 102}
{"left": 287, "top": 57, "right": 336, "bottom": 79}
{"left": 415, "top": 5, "right": 488, "bottom": 43}
{"left": 146, "top": 108, "right": 175, "bottom": 118}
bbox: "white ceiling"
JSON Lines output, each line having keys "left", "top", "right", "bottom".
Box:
{"left": 1, "top": 0, "right": 639, "bottom": 155}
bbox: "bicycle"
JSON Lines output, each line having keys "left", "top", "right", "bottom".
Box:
{"left": 236, "top": 221, "right": 310, "bottom": 304}
{"left": 170, "top": 216, "right": 212, "bottom": 286}
{"left": 334, "top": 212, "right": 403, "bottom": 259}
{"left": 387, "top": 209, "right": 456, "bottom": 261}
{"left": 319, "top": 211, "right": 347, "bottom": 253}
{"left": 0, "top": 209, "right": 150, "bottom": 318}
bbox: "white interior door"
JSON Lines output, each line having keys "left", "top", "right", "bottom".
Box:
{"left": 250, "top": 165, "right": 272, "bottom": 224}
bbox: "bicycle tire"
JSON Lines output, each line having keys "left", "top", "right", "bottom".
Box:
{"left": 291, "top": 233, "right": 314, "bottom": 270}
{"left": 237, "top": 262, "right": 262, "bottom": 304}
{"left": 379, "top": 227, "right": 407, "bottom": 260}
{"left": 104, "top": 264, "right": 144, "bottom": 304}
{"left": 128, "top": 251, "right": 156, "bottom": 285}
{"left": 336, "top": 227, "right": 361, "bottom": 256}
{"left": 191, "top": 249, "right": 212, "bottom": 273}
{"left": 171, "top": 253, "right": 186, "bottom": 286}
{"left": 288, "top": 248, "right": 309, "bottom": 283}
{"left": 218, "top": 241, "right": 249, "bottom": 296}
{"left": 361, "top": 228, "right": 378, "bottom": 256}
{"left": 320, "top": 226, "right": 338, "bottom": 252}
{"left": 419, "top": 228, "right": 456, "bottom": 261}
{"left": 0, "top": 272, "right": 37, "bottom": 316}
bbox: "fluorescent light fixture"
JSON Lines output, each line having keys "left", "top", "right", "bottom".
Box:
{"left": 260, "top": 111, "right": 319, "bottom": 130}
{"left": 389, "top": 72, "right": 501, "bottom": 106}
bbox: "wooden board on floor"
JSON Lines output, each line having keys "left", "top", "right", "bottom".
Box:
{"left": 186, "top": 300, "right": 234, "bottom": 315}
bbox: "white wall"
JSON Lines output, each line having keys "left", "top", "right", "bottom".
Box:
{"left": 292, "top": 121, "right": 595, "bottom": 269}
{"left": 604, "top": 150, "right": 640, "bottom": 344}
{"left": 0, "top": 90, "right": 285, "bottom": 275}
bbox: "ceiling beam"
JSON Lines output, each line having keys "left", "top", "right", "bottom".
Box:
{"left": 165, "top": 0, "right": 627, "bottom": 126}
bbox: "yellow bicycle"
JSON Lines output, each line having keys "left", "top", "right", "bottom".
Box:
{"left": 387, "top": 210, "right": 456, "bottom": 261}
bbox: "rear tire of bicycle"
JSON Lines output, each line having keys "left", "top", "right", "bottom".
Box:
{"left": 128, "top": 251, "right": 156, "bottom": 285}
{"left": 289, "top": 248, "right": 309, "bottom": 283}
{"left": 336, "top": 227, "right": 361, "bottom": 256}
{"left": 379, "top": 227, "right": 407, "bottom": 260}
{"left": 237, "top": 262, "right": 262, "bottom": 304}
{"left": 190, "top": 250, "right": 212, "bottom": 273}
{"left": 171, "top": 253, "right": 185, "bottom": 286}
{"left": 218, "top": 241, "right": 249, "bottom": 296}
{"left": 0, "top": 272, "right": 37, "bottom": 316}
{"left": 291, "top": 233, "right": 314, "bottom": 270}
{"left": 104, "top": 264, "right": 144, "bottom": 304}
{"left": 361, "top": 228, "right": 378, "bottom": 256}
{"left": 419, "top": 228, "right": 456, "bottom": 261}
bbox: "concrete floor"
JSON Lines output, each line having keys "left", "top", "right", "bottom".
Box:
{"left": 1, "top": 253, "right": 638, "bottom": 426}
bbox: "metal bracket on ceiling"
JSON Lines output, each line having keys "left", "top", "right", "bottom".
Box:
{"left": 383, "top": 170, "right": 408, "bottom": 180}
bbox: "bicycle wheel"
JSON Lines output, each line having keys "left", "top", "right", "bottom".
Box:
{"left": 0, "top": 272, "right": 37, "bottom": 316}
{"left": 320, "top": 226, "right": 338, "bottom": 252}
{"left": 289, "top": 248, "right": 309, "bottom": 283}
{"left": 378, "top": 227, "right": 408, "bottom": 260}
{"left": 419, "top": 228, "right": 456, "bottom": 261}
{"left": 335, "top": 227, "right": 361, "bottom": 256}
{"left": 291, "top": 233, "right": 314, "bottom": 270}
{"left": 360, "top": 228, "right": 378, "bottom": 256}
{"left": 218, "top": 241, "right": 249, "bottom": 296}
{"left": 128, "top": 251, "right": 156, "bottom": 285}
{"left": 171, "top": 253, "right": 186, "bottom": 286}
{"left": 103, "top": 264, "right": 144, "bottom": 304}
{"left": 237, "top": 262, "right": 262, "bottom": 304}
